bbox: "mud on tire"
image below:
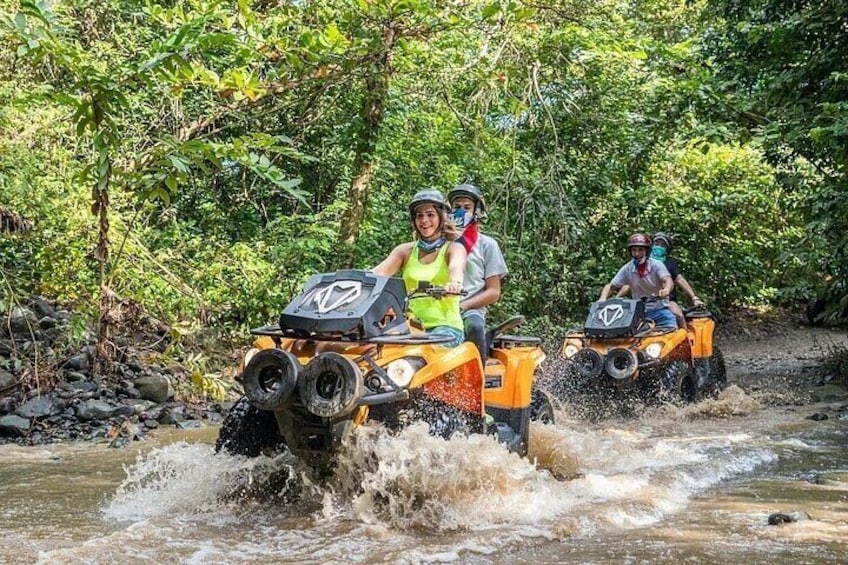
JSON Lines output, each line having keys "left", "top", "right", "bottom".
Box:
{"left": 660, "top": 361, "right": 698, "bottom": 403}
{"left": 215, "top": 397, "right": 287, "bottom": 457}
{"left": 703, "top": 345, "right": 728, "bottom": 397}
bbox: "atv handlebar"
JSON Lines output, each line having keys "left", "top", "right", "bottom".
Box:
{"left": 407, "top": 282, "right": 467, "bottom": 300}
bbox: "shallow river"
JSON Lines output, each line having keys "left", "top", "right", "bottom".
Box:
{"left": 1, "top": 387, "right": 846, "bottom": 564}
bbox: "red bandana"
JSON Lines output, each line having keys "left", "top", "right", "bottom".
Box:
{"left": 457, "top": 221, "right": 479, "bottom": 253}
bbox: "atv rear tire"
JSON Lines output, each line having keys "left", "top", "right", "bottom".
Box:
{"left": 661, "top": 361, "right": 698, "bottom": 404}
{"left": 215, "top": 397, "right": 287, "bottom": 457}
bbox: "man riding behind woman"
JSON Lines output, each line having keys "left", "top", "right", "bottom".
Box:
{"left": 448, "top": 183, "right": 508, "bottom": 363}
{"left": 372, "top": 190, "right": 467, "bottom": 347}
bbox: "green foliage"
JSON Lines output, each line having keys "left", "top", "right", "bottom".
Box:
{"left": 0, "top": 0, "right": 840, "bottom": 340}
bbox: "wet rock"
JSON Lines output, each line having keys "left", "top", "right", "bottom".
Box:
{"left": 7, "top": 306, "right": 38, "bottom": 335}
{"left": 176, "top": 420, "right": 201, "bottom": 430}
{"left": 0, "top": 397, "right": 16, "bottom": 414}
{"left": 768, "top": 511, "right": 812, "bottom": 525}
{"left": 0, "top": 338, "right": 15, "bottom": 357}
{"left": 0, "top": 370, "right": 17, "bottom": 390}
{"left": 37, "top": 316, "right": 58, "bottom": 330}
{"left": 27, "top": 297, "right": 57, "bottom": 319}
{"left": 65, "top": 371, "right": 87, "bottom": 382}
{"left": 143, "top": 419, "right": 159, "bottom": 429}
{"left": 807, "top": 412, "right": 828, "bottom": 421}
{"left": 65, "top": 353, "right": 90, "bottom": 372}
{"left": 0, "top": 414, "right": 30, "bottom": 436}
{"left": 126, "top": 361, "right": 143, "bottom": 373}
{"left": 125, "top": 399, "right": 156, "bottom": 415}
{"left": 134, "top": 375, "right": 171, "bottom": 403}
{"left": 15, "top": 396, "right": 64, "bottom": 419}
{"left": 158, "top": 404, "right": 186, "bottom": 425}
{"left": 75, "top": 399, "right": 134, "bottom": 421}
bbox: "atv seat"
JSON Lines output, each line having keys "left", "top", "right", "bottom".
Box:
{"left": 486, "top": 315, "right": 539, "bottom": 353}
{"left": 491, "top": 335, "right": 542, "bottom": 349}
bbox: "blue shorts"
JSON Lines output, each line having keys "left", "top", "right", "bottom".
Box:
{"left": 428, "top": 326, "right": 465, "bottom": 347}
{"left": 647, "top": 307, "right": 678, "bottom": 329}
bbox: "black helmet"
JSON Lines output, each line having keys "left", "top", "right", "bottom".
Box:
{"left": 408, "top": 189, "right": 450, "bottom": 219}
{"left": 651, "top": 232, "right": 672, "bottom": 252}
{"left": 448, "top": 183, "right": 486, "bottom": 216}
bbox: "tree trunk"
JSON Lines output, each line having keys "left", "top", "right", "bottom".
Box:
{"left": 337, "top": 26, "right": 396, "bottom": 268}
{"left": 91, "top": 101, "right": 113, "bottom": 374}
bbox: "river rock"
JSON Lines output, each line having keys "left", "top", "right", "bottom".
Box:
{"left": 66, "top": 353, "right": 90, "bottom": 372}
{"left": 0, "top": 414, "right": 30, "bottom": 436}
{"left": 807, "top": 412, "right": 828, "bottom": 421}
{"left": 7, "top": 306, "right": 38, "bottom": 335}
{"left": 125, "top": 399, "right": 156, "bottom": 415}
{"left": 27, "top": 297, "right": 57, "bottom": 319}
{"left": 134, "top": 375, "right": 171, "bottom": 403}
{"left": 15, "top": 396, "right": 64, "bottom": 419}
{"left": 0, "top": 370, "right": 17, "bottom": 390}
{"left": 75, "top": 399, "right": 135, "bottom": 421}
{"left": 768, "top": 511, "right": 812, "bottom": 525}
{"left": 158, "top": 404, "right": 186, "bottom": 425}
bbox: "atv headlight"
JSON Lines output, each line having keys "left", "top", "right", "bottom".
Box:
{"left": 564, "top": 344, "right": 580, "bottom": 359}
{"left": 386, "top": 357, "right": 424, "bottom": 388}
{"left": 645, "top": 343, "right": 663, "bottom": 359}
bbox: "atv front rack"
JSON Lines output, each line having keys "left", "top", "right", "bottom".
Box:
{"left": 250, "top": 325, "right": 454, "bottom": 345}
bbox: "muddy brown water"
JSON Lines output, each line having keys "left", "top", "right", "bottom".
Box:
{"left": 1, "top": 325, "right": 847, "bottom": 564}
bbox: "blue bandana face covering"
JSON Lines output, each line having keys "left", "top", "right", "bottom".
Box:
{"left": 451, "top": 208, "right": 474, "bottom": 230}
{"left": 651, "top": 245, "right": 667, "bottom": 261}
{"left": 417, "top": 237, "right": 446, "bottom": 253}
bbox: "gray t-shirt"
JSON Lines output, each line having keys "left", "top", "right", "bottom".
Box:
{"left": 462, "top": 233, "right": 508, "bottom": 318}
{"left": 610, "top": 258, "right": 671, "bottom": 310}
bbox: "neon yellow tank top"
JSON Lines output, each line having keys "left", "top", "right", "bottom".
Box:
{"left": 402, "top": 245, "right": 464, "bottom": 331}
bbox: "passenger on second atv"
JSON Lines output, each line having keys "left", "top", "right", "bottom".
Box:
{"left": 599, "top": 233, "right": 677, "bottom": 329}
{"left": 448, "top": 182, "right": 508, "bottom": 364}
{"left": 372, "top": 189, "right": 467, "bottom": 347}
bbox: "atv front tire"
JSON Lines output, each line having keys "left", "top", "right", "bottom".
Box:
{"left": 530, "top": 387, "right": 556, "bottom": 425}
{"left": 704, "top": 345, "right": 727, "bottom": 397}
{"left": 215, "top": 397, "right": 287, "bottom": 457}
{"left": 661, "top": 361, "right": 698, "bottom": 404}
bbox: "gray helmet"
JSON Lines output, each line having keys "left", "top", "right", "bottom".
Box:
{"left": 448, "top": 183, "right": 486, "bottom": 216}
{"left": 651, "top": 232, "right": 672, "bottom": 252}
{"left": 408, "top": 189, "right": 450, "bottom": 219}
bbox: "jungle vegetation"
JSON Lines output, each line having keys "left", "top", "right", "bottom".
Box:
{"left": 1, "top": 0, "right": 845, "bottom": 355}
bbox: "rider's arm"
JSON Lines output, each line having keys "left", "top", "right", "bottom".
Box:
{"left": 600, "top": 282, "right": 621, "bottom": 301}
{"left": 658, "top": 275, "right": 673, "bottom": 298}
{"left": 675, "top": 274, "right": 703, "bottom": 305}
{"left": 615, "top": 284, "right": 631, "bottom": 298}
{"left": 460, "top": 275, "right": 501, "bottom": 311}
{"left": 372, "top": 243, "right": 412, "bottom": 277}
{"left": 445, "top": 242, "right": 467, "bottom": 294}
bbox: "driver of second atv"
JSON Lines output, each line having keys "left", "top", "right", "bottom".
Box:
{"left": 448, "top": 183, "right": 508, "bottom": 364}
{"left": 599, "top": 233, "right": 677, "bottom": 329}
{"left": 372, "top": 189, "right": 467, "bottom": 347}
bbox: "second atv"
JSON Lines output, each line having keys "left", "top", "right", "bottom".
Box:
{"left": 216, "top": 269, "right": 553, "bottom": 475}
{"left": 547, "top": 297, "right": 726, "bottom": 407}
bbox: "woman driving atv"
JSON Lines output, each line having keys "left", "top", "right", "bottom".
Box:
{"left": 372, "top": 189, "right": 467, "bottom": 347}
{"left": 599, "top": 233, "right": 677, "bottom": 329}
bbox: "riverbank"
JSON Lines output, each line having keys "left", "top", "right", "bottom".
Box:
{"left": 0, "top": 297, "right": 233, "bottom": 446}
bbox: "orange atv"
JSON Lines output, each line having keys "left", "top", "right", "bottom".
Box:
{"left": 546, "top": 297, "right": 726, "bottom": 407}
{"left": 215, "top": 270, "right": 553, "bottom": 475}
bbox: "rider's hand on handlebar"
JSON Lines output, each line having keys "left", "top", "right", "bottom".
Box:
{"left": 445, "top": 280, "right": 463, "bottom": 295}
{"left": 693, "top": 296, "right": 706, "bottom": 308}
{"left": 658, "top": 288, "right": 670, "bottom": 299}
